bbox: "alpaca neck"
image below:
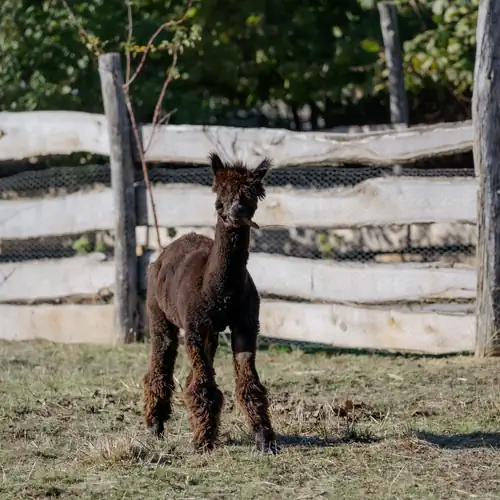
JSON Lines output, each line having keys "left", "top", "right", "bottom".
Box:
{"left": 205, "top": 216, "right": 250, "bottom": 294}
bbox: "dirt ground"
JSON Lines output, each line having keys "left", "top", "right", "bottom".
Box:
{"left": 1, "top": 339, "right": 500, "bottom": 499}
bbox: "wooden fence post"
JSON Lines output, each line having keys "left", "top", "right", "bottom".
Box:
{"left": 473, "top": 0, "right": 500, "bottom": 356}
{"left": 378, "top": 2, "right": 408, "bottom": 177}
{"left": 378, "top": 2, "right": 409, "bottom": 126}
{"left": 98, "top": 53, "right": 138, "bottom": 343}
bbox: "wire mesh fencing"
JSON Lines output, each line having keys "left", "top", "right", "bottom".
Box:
{"left": 0, "top": 161, "right": 476, "bottom": 266}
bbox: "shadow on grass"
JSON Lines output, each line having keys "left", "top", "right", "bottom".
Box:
{"left": 227, "top": 433, "right": 381, "bottom": 449}
{"left": 279, "top": 433, "right": 381, "bottom": 448}
{"left": 256, "top": 341, "right": 472, "bottom": 360}
{"left": 414, "top": 431, "right": 500, "bottom": 449}
{"left": 139, "top": 333, "right": 471, "bottom": 360}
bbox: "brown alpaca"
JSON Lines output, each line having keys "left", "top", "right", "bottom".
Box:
{"left": 143, "top": 152, "right": 277, "bottom": 453}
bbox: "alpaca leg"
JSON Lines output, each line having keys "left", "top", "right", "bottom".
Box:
{"left": 184, "top": 333, "right": 218, "bottom": 386}
{"left": 183, "top": 333, "right": 219, "bottom": 394}
{"left": 183, "top": 331, "right": 224, "bottom": 452}
{"left": 143, "top": 301, "right": 179, "bottom": 438}
{"left": 231, "top": 323, "right": 278, "bottom": 454}
{"left": 208, "top": 332, "right": 220, "bottom": 374}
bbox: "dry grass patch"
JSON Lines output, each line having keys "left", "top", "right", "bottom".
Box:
{"left": 1, "top": 340, "right": 500, "bottom": 499}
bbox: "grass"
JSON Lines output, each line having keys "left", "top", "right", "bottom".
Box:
{"left": 1, "top": 340, "right": 500, "bottom": 499}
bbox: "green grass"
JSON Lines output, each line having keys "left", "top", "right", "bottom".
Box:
{"left": 1, "top": 340, "right": 500, "bottom": 499}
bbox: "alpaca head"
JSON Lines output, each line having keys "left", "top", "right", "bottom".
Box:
{"left": 209, "top": 152, "right": 271, "bottom": 229}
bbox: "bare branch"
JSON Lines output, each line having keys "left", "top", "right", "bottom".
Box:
{"left": 60, "top": 0, "right": 192, "bottom": 251}
{"left": 123, "top": 92, "right": 162, "bottom": 249}
{"left": 124, "top": 0, "right": 192, "bottom": 89}
{"left": 144, "top": 45, "right": 180, "bottom": 153}
{"left": 59, "top": 0, "right": 104, "bottom": 56}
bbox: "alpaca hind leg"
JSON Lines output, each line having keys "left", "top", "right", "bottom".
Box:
{"left": 143, "top": 301, "right": 179, "bottom": 438}
{"left": 183, "top": 330, "right": 224, "bottom": 452}
{"left": 231, "top": 322, "right": 278, "bottom": 454}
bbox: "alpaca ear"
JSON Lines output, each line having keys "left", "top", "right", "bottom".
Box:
{"left": 253, "top": 158, "right": 272, "bottom": 180}
{"left": 208, "top": 151, "right": 225, "bottom": 176}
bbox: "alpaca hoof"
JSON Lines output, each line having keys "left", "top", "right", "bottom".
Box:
{"left": 256, "top": 440, "right": 281, "bottom": 455}
{"left": 148, "top": 419, "right": 165, "bottom": 439}
{"left": 254, "top": 430, "right": 280, "bottom": 454}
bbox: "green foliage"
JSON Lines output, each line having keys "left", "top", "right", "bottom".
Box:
{"left": 72, "top": 235, "right": 93, "bottom": 255}
{"left": 401, "top": 0, "right": 478, "bottom": 99}
{"left": 0, "top": 0, "right": 479, "bottom": 126}
{"left": 72, "top": 234, "right": 111, "bottom": 255}
{"left": 94, "top": 240, "right": 111, "bottom": 254}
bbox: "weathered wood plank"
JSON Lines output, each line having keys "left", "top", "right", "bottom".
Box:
{"left": 0, "top": 110, "right": 472, "bottom": 166}
{"left": 0, "top": 301, "right": 473, "bottom": 353}
{"left": 0, "top": 111, "right": 109, "bottom": 160}
{"left": 140, "top": 178, "right": 478, "bottom": 228}
{"left": 0, "top": 189, "right": 112, "bottom": 239}
{"left": 141, "top": 121, "right": 472, "bottom": 167}
{"left": 0, "top": 252, "right": 477, "bottom": 304}
{"left": 144, "top": 251, "right": 476, "bottom": 303}
{"left": 0, "top": 304, "right": 116, "bottom": 344}
{"left": 259, "top": 300, "right": 475, "bottom": 354}
{"left": 0, "top": 253, "right": 114, "bottom": 303}
{"left": 0, "top": 177, "right": 478, "bottom": 240}
{"left": 249, "top": 254, "right": 476, "bottom": 303}
{"left": 473, "top": 0, "right": 500, "bottom": 356}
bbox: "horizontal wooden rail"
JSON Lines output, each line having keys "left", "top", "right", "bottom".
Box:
{"left": 0, "top": 111, "right": 472, "bottom": 166}
{"left": 0, "top": 111, "right": 109, "bottom": 159}
{"left": 259, "top": 300, "right": 474, "bottom": 354}
{"left": 251, "top": 254, "right": 476, "bottom": 303}
{"left": 138, "top": 178, "right": 477, "bottom": 228}
{"left": 0, "top": 253, "right": 113, "bottom": 302}
{"left": 0, "top": 189, "right": 112, "bottom": 239}
{"left": 146, "top": 252, "right": 476, "bottom": 303}
{"left": 0, "top": 178, "right": 478, "bottom": 239}
{"left": 0, "top": 304, "right": 117, "bottom": 344}
{"left": 0, "top": 252, "right": 476, "bottom": 304}
{"left": 0, "top": 300, "right": 475, "bottom": 354}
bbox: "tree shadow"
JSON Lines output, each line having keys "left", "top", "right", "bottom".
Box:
{"left": 414, "top": 431, "right": 500, "bottom": 449}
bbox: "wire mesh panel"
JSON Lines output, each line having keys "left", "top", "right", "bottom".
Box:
{"left": 145, "top": 162, "right": 476, "bottom": 265}
{"left": 0, "top": 161, "right": 476, "bottom": 264}
{"left": 0, "top": 164, "right": 112, "bottom": 263}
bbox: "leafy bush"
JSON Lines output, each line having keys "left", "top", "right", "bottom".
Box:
{"left": 0, "top": 0, "right": 478, "bottom": 127}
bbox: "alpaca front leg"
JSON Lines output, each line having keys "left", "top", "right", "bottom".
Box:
{"left": 183, "top": 332, "right": 224, "bottom": 452}
{"left": 143, "top": 304, "right": 179, "bottom": 438}
{"left": 231, "top": 325, "right": 278, "bottom": 454}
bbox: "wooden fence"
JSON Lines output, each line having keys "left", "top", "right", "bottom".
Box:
{"left": 0, "top": 52, "right": 482, "bottom": 355}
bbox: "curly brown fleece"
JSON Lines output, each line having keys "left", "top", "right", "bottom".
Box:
{"left": 143, "top": 152, "right": 278, "bottom": 453}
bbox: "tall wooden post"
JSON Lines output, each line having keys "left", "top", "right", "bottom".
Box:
{"left": 98, "top": 53, "right": 138, "bottom": 343}
{"left": 378, "top": 2, "right": 409, "bottom": 126}
{"left": 378, "top": 2, "right": 408, "bottom": 176}
{"left": 473, "top": 0, "right": 500, "bottom": 356}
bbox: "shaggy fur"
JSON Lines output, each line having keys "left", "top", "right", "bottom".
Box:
{"left": 143, "top": 152, "right": 278, "bottom": 453}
